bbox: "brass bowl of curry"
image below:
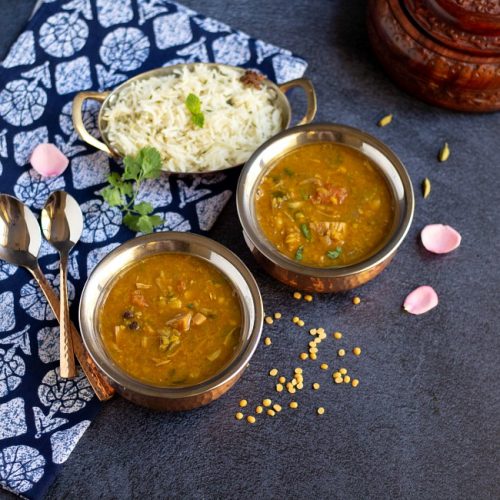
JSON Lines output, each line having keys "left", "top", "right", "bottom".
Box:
{"left": 79, "top": 232, "right": 263, "bottom": 411}
{"left": 237, "top": 123, "right": 415, "bottom": 292}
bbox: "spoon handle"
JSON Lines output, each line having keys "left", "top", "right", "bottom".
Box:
{"left": 30, "top": 264, "right": 115, "bottom": 401}
{"left": 59, "top": 253, "right": 76, "bottom": 378}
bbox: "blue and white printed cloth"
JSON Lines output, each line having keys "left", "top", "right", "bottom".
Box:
{"left": 0, "top": 1, "right": 306, "bottom": 497}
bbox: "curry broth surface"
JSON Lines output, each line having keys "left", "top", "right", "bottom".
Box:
{"left": 255, "top": 142, "right": 395, "bottom": 267}
{"left": 99, "top": 253, "right": 242, "bottom": 387}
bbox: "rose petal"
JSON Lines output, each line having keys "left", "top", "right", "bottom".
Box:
{"left": 421, "top": 224, "right": 461, "bottom": 254}
{"left": 30, "top": 143, "right": 69, "bottom": 177}
{"left": 403, "top": 286, "right": 438, "bottom": 315}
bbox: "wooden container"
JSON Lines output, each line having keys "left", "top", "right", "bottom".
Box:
{"left": 367, "top": 0, "right": 500, "bottom": 112}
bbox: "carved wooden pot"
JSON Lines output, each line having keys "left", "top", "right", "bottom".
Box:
{"left": 367, "top": 0, "right": 500, "bottom": 112}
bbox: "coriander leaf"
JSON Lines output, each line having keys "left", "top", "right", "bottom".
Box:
{"left": 137, "top": 215, "right": 154, "bottom": 234}
{"left": 326, "top": 247, "right": 343, "bottom": 260}
{"left": 123, "top": 213, "right": 140, "bottom": 232}
{"left": 123, "top": 155, "right": 141, "bottom": 180}
{"left": 119, "top": 181, "right": 134, "bottom": 198}
{"left": 107, "top": 172, "right": 123, "bottom": 188}
{"left": 149, "top": 214, "right": 163, "bottom": 227}
{"left": 284, "top": 167, "right": 294, "bottom": 177}
{"left": 191, "top": 112, "right": 204, "bottom": 128}
{"left": 141, "top": 147, "right": 162, "bottom": 179}
{"left": 101, "top": 186, "right": 122, "bottom": 207}
{"left": 185, "top": 93, "right": 201, "bottom": 115}
{"left": 295, "top": 245, "right": 304, "bottom": 261}
{"left": 300, "top": 223, "right": 311, "bottom": 241}
{"left": 133, "top": 201, "right": 154, "bottom": 216}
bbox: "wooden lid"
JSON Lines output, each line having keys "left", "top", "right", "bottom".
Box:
{"left": 404, "top": 0, "right": 500, "bottom": 55}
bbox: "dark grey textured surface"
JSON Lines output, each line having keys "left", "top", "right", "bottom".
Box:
{"left": 1, "top": 1, "right": 499, "bottom": 499}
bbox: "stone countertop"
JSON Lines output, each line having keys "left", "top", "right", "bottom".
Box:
{"left": 1, "top": 1, "right": 499, "bottom": 499}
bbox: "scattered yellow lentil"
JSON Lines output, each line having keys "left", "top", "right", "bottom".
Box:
{"left": 274, "top": 312, "right": 282, "bottom": 319}
{"left": 267, "top": 409, "right": 276, "bottom": 416}
{"left": 352, "top": 296, "right": 361, "bottom": 305}
{"left": 297, "top": 382, "right": 304, "bottom": 390}
{"left": 351, "top": 379, "right": 359, "bottom": 388}
{"left": 338, "top": 349, "right": 346, "bottom": 357}
{"left": 333, "top": 331, "right": 342, "bottom": 340}
{"left": 334, "top": 376, "right": 343, "bottom": 384}
{"left": 293, "top": 291, "right": 302, "bottom": 300}
{"left": 339, "top": 368, "right": 347, "bottom": 375}
{"left": 298, "top": 320, "right": 305, "bottom": 327}
{"left": 313, "top": 382, "right": 320, "bottom": 390}
{"left": 318, "top": 332, "right": 327, "bottom": 340}
{"left": 304, "top": 294, "right": 313, "bottom": 302}
{"left": 264, "top": 316, "right": 274, "bottom": 325}
{"left": 289, "top": 401, "right": 298, "bottom": 409}
{"left": 256, "top": 406, "right": 263, "bottom": 414}
{"left": 300, "top": 352, "right": 308, "bottom": 360}
{"left": 344, "top": 375, "right": 351, "bottom": 384}
{"left": 353, "top": 347, "right": 362, "bottom": 356}
{"left": 288, "top": 387, "right": 296, "bottom": 394}
{"left": 279, "top": 376, "right": 286, "bottom": 384}
{"left": 309, "top": 328, "right": 317, "bottom": 336}
{"left": 294, "top": 367, "right": 303, "bottom": 374}
{"left": 235, "top": 412, "right": 244, "bottom": 420}
{"left": 291, "top": 379, "right": 298, "bottom": 386}
{"left": 247, "top": 415, "right": 256, "bottom": 424}
{"left": 308, "top": 340, "right": 316, "bottom": 348}
{"left": 262, "top": 398, "right": 272, "bottom": 407}
{"left": 310, "top": 353, "right": 317, "bottom": 360}
{"left": 276, "top": 383, "right": 283, "bottom": 392}
{"left": 317, "top": 407, "right": 325, "bottom": 415}
{"left": 292, "top": 316, "right": 300, "bottom": 324}
{"left": 320, "top": 363, "right": 329, "bottom": 370}
{"left": 239, "top": 399, "right": 248, "bottom": 408}
{"left": 273, "top": 404, "right": 282, "bottom": 412}
{"left": 333, "top": 371, "right": 341, "bottom": 379}
{"left": 309, "top": 347, "right": 318, "bottom": 354}
{"left": 264, "top": 337, "right": 272, "bottom": 346}
{"left": 269, "top": 368, "right": 278, "bottom": 377}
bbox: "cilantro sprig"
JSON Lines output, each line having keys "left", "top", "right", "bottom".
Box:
{"left": 185, "top": 93, "right": 205, "bottom": 128}
{"left": 101, "top": 147, "right": 163, "bottom": 234}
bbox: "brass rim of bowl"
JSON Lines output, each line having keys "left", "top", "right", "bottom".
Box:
{"left": 97, "top": 63, "right": 294, "bottom": 157}
{"left": 236, "top": 122, "right": 415, "bottom": 277}
{"left": 79, "top": 232, "right": 264, "bottom": 399}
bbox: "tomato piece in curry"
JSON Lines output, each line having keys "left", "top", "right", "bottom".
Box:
{"left": 255, "top": 142, "right": 395, "bottom": 267}
{"left": 99, "top": 253, "right": 242, "bottom": 387}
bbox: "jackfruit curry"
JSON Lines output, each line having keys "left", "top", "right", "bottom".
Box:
{"left": 255, "top": 142, "right": 395, "bottom": 267}
{"left": 99, "top": 253, "right": 242, "bottom": 386}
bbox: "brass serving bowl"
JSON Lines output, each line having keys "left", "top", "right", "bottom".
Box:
{"left": 236, "top": 123, "right": 415, "bottom": 292}
{"left": 72, "top": 62, "right": 317, "bottom": 173}
{"left": 79, "top": 232, "right": 263, "bottom": 411}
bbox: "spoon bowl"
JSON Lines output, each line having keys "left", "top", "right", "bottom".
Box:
{"left": 0, "top": 194, "right": 41, "bottom": 270}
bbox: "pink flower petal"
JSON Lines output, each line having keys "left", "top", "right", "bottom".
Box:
{"left": 403, "top": 286, "right": 438, "bottom": 315}
{"left": 421, "top": 224, "right": 461, "bottom": 254}
{"left": 30, "top": 143, "right": 69, "bottom": 177}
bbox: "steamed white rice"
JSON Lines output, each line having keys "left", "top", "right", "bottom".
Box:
{"left": 103, "top": 65, "right": 283, "bottom": 173}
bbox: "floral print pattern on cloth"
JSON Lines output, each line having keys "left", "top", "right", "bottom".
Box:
{"left": 0, "top": 0, "right": 307, "bottom": 498}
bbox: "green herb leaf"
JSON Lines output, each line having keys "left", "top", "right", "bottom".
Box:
{"left": 123, "top": 213, "right": 140, "bottom": 232}
{"left": 300, "top": 223, "right": 311, "bottom": 241}
{"left": 148, "top": 214, "right": 163, "bottom": 227}
{"left": 140, "top": 146, "right": 162, "bottom": 179}
{"left": 108, "top": 172, "right": 123, "bottom": 188}
{"left": 326, "top": 247, "right": 343, "bottom": 260}
{"left": 185, "top": 93, "right": 202, "bottom": 114}
{"left": 272, "top": 190, "right": 286, "bottom": 198}
{"left": 295, "top": 245, "right": 304, "bottom": 261}
{"left": 133, "top": 201, "right": 154, "bottom": 216}
{"left": 284, "top": 167, "right": 294, "bottom": 177}
{"left": 119, "top": 181, "right": 134, "bottom": 198}
{"left": 137, "top": 215, "right": 154, "bottom": 234}
{"left": 123, "top": 155, "right": 141, "bottom": 181}
{"left": 185, "top": 93, "right": 204, "bottom": 128}
{"left": 101, "top": 186, "right": 122, "bottom": 207}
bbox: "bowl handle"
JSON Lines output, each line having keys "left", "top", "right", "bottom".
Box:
{"left": 72, "top": 91, "right": 117, "bottom": 156}
{"left": 278, "top": 78, "right": 317, "bottom": 126}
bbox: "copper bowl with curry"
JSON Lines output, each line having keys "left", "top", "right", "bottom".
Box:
{"left": 237, "top": 123, "right": 415, "bottom": 292}
{"left": 79, "top": 232, "right": 263, "bottom": 411}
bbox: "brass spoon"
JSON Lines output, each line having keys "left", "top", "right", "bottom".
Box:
{"left": 41, "top": 191, "right": 83, "bottom": 379}
{"left": 0, "top": 194, "right": 114, "bottom": 399}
